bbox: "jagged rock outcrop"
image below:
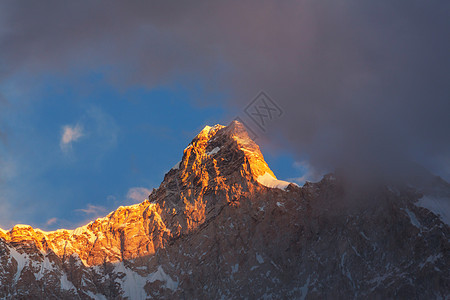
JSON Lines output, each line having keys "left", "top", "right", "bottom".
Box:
{"left": 0, "top": 120, "right": 449, "bottom": 299}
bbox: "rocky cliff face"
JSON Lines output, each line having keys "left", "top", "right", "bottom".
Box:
{"left": 0, "top": 120, "right": 449, "bottom": 299}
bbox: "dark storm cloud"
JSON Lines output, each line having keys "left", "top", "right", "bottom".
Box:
{"left": 1, "top": 0, "right": 449, "bottom": 182}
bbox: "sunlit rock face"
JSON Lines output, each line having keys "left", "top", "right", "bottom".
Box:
{"left": 153, "top": 121, "right": 283, "bottom": 234}
{"left": 0, "top": 120, "right": 449, "bottom": 299}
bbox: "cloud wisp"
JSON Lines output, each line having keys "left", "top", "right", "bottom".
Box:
{"left": 126, "top": 187, "right": 151, "bottom": 204}
{"left": 45, "top": 217, "right": 58, "bottom": 226}
{"left": 58, "top": 106, "right": 118, "bottom": 160}
{"left": 60, "top": 124, "right": 83, "bottom": 153}
{"left": 75, "top": 204, "right": 107, "bottom": 216}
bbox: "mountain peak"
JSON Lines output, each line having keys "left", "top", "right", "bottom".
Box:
{"left": 182, "top": 120, "right": 277, "bottom": 181}
{"left": 195, "top": 124, "right": 225, "bottom": 140}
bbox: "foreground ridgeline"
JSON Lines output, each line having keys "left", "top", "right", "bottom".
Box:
{"left": 0, "top": 121, "right": 449, "bottom": 299}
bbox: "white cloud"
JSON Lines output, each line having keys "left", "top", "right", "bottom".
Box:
{"left": 126, "top": 187, "right": 151, "bottom": 204}
{"left": 58, "top": 107, "right": 119, "bottom": 161}
{"left": 60, "top": 123, "right": 84, "bottom": 152}
{"left": 46, "top": 217, "right": 58, "bottom": 226}
{"left": 75, "top": 204, "right": 107, "bottom": 216}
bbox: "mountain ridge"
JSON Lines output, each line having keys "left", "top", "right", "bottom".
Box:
{"left": 0, "top": 120, "right": 296, "bottom": 267}
{"left": 0, "top": 120, "right": 448, "bottom": 299}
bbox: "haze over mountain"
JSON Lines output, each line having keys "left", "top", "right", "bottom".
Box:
{"left": 0, "top": 121, "right": 448, "bottom": 299}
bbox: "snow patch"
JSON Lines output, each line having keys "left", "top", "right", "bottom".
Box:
{"left": 299, "top": 276, "right": 311, "bottom": 300}
{"left": 148, "top": 266, "right": 178, "bottom": 291}
{"left": 231, "top": 263, "right": 239, "bottom": 274}
{"left": 360, "top": 232, "right": 369, "bottom": 240}
{"left": 419, "top": 254, "right": 442, "bottom": 269}
{"left": 34, "top": 255, "right": 56, "bottom": 281}
{"left": 60, "top": 273, "right": 76, "bottom": 291}
{"left": 114, "top": 263, "right": 178, "bottom": 299}
{"left": 257, "top": 172, "right": 291, "bottom": 190}
{"left": 403, "top": 208, "right": 421, "bottom": 229}
{"left": 416, "top": 196, "right": 450, "bottom": 226}
{"left": 8, "top": 246, "right": 28, "bottom": 282}
{"left": 340, "top": 252, "right": 346, "bottom": 269}
{"left": 206, "top": 147, "right": 221, "bottom": 156}
{"left": 256, "top": 253, "right": 264, "bottom": 264}
{"left": 114, "top": 262, "right": 149, "bottom": 299}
